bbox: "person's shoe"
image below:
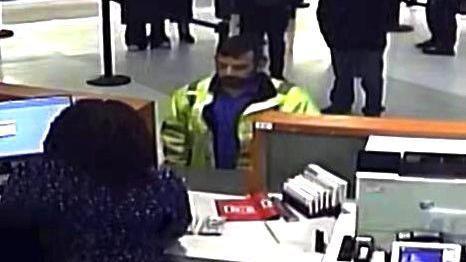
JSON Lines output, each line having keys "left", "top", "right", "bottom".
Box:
{"left": 387, "top": 24, "right": 414, "bottom": 33}
{"left": 415, "top": 39, "right": 434, "bottom": 49}
{"left": 422, "top": 46, "right": 455, "bottom": 56}
{"left": 321, "top": 106, "right": 351, "bottom": 115}
{"left": 362, "top": 106, "right": 385, "bottom": 117}
{"left": 150, "top": 39, "right": 171, "bottom": 49}
{"left": 180, "top": 34, "right": 196, "bottom": 44}
{"left": 127, "top": 44, "right": 147, "bottom": 52}
{"left": 363, "top": 111, "right": 383, "bottom": 117}
{"left": 0, "top": 29, "right": 14, "bottom": 39}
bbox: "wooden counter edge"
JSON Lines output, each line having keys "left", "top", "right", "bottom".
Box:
{"left": 252, "top": 111, "right": 466, "bottom": 139}
{"left": 0, "top": 82, "right": 152, "bottom": 110}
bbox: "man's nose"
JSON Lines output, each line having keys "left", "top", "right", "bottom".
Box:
{"left": 226, "top": 66, "right": 233, "bottom": 76}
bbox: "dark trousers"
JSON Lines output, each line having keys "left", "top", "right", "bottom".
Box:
{"left": 426, "top": 0, "right": 459, "bottom": 49}
{"left": 329, "top": 49, "right": 385, "bottom": 114}
{"left": 241, "top": 8, "right": 289, "bottom": 79}
{"left": 387, "top": 0, "right": 401, "bottom": 28}
{"left": 125, "top": 18, "right": 166, "bottom": 47}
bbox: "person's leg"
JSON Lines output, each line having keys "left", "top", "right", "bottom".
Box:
{"left": 160, "top": 18, "right": 170, "bottom": 42}
{"left": 265, "top": 8, "right": 288, "bottom": 79}
{"left": 125, "top": 21, "right": 147, "bottom": 51}
{"left": 178, "top": 0, "right": 195, "bottom": 43}
{"left": 441, "top": 0, "right": 459, "bottom": 49}
{"left": 322, "top": 49, "right": 355, "bottom": 114}
{"left": 422, "top": 0, "right": 455, "bottom": 55}
{"left": 416, "top": 0, "right": 436, "bottom": 48}
{"left": 240, "top": 14, "right": 265, "bottom": 52}
{"left": 178, "top": 20, "right": 195, "bottom": 43}
{"left": 150, "top": 17, "right": 170, "bottom": 49}
{"left": 359, "top": 49, "right": 385, "bottom": 117}
{"left": 267, "top": 28, "right": 287, "bottom": 79}
{"left": 286, "top": 8, "right": 297, "bottom": 54}
{"left": 426, "top": 0, "right": 436, "bottom": 41}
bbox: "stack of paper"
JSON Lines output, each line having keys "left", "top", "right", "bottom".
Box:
{"left": 282, "top": 164, "right": 347, "bottom": 218}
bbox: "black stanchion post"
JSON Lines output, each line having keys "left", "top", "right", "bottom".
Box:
{"left": 87, "top": 0, "right": 131, "bottom": 87}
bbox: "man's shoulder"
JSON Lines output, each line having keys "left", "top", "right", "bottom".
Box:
{"left": 179, "top": 75, "right": 214, "bottom": 93}
{"left": 269, "top": 77, "right": 303, "bottom": 94}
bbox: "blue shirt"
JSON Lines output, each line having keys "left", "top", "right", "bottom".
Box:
{"left": 212, "top": 77, "right": 259, "bottom": 169}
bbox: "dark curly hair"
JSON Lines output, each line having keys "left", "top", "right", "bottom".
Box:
{"left": 43, "top": 99, "right": 154, "bottom": 188}
{"left": 217, "top": 34, "right": 265, "bottom": 66}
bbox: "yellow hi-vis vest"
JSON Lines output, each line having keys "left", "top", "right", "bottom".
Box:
{"left": 161, "top": 75, "right": 320, "bottom": 169}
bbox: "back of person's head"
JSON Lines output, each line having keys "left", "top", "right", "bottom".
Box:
{"left": 217, "top": 34, "right": 265, "bottom": 66}
{"left": 43, "top": 99, "right": 153, "bottom": 188}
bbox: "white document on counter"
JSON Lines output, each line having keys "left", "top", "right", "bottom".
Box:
{"left": 365, "top": 136, "right": 466, "bottom": 155}
{"left": 167, "top": 191, "right": 327, "bottom": 262}
{"left": 168, "top": 236, "right": 324, "bottom": 262}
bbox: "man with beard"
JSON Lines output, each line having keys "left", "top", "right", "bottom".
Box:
{"left": 161, "top": 35, "right": 319, "bottom": 169}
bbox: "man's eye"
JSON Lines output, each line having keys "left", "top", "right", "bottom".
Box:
{"left": 218, "top": 63, "right": 228, "bottom": 69}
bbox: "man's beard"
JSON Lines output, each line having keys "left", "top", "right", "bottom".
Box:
{"left": 220, "top": 76, "right": 244, "bottom": 89}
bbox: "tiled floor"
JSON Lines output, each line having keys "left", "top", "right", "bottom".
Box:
{"left": 1, "top": 1, "right": 466, "bottom": 121}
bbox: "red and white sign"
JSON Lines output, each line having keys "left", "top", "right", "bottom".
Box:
{"left": 215, "top": 193, "right": 280, "bottom": 221}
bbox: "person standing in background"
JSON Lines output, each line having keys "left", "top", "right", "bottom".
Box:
{"left": 122, "top": 0, "right": 171, "bottom": 50}
{"left": 318, "top": 0, "right": 390, "bottom": 117}
{"left": 416, "top": 0, "right": 460, "bottom": 56}
{"left": 286, "top": 1, "right": 309, "bottom": 54}
{"left": 238, "top": 0, "right": 294, "bottom": 80}
{"left": 168, "top": 0, "right": 196, "bottom": 44}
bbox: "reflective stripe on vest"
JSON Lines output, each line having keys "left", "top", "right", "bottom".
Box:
{"left": 187, "top": 79, "right": 202, "bottom": 107}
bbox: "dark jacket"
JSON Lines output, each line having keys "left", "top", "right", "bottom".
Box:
{"left": 238, "top": 0, "right": 302, "bottom": 16}
{"left": 168, "top": 0, "right": 194, "bottom": 21}
{"left": 120, "top": 0, "right": 169, "bottom": 24}
{"left": 317, "top": 0, "right": 390, "bottom": 50}
{"left": 121, "top": 0, "right": 192, "bottom": 24}
{"left": 0, "top": 158, "right": 191, "bottom": 262}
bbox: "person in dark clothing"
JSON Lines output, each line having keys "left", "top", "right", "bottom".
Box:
{"left": 0, "top": 100, "right": 191, "bottom": 261}
{"left": 122, "top": 0, "right": 171, "bottom": 50}
{"left": 122, "top": 0, "right": 195, "bottom": 50}
{"left": 318, "top": 0, "right": 390, "bottom": 117}
{"left": 239, "top": 1, "right": 297, "bottom": 80}
{"left": 416, "top": 0, "right": 460, "bottom": 56}
{"left": 168, "top": 0, "right": 196, "bottom": 43}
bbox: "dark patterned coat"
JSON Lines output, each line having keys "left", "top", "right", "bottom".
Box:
{"left": 0, "top": 159, "right": 191, "bottom": 262}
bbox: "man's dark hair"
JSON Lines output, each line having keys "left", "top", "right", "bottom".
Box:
{"left": 43, "top": 99, "right": 153, "bottom": 188}
{"left": 217, "top": 34, "right": 264, "bottom": 64}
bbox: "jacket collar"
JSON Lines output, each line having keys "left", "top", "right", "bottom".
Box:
{"left": 202, "top": 73, "right": 281, "bottom": 132}
{"left": 208, "top": 72, "right": 278, "bottom": 104}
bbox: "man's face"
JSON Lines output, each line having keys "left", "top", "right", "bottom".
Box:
{"left": 216, "top": 51, "right": 256, "bottom": 89}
